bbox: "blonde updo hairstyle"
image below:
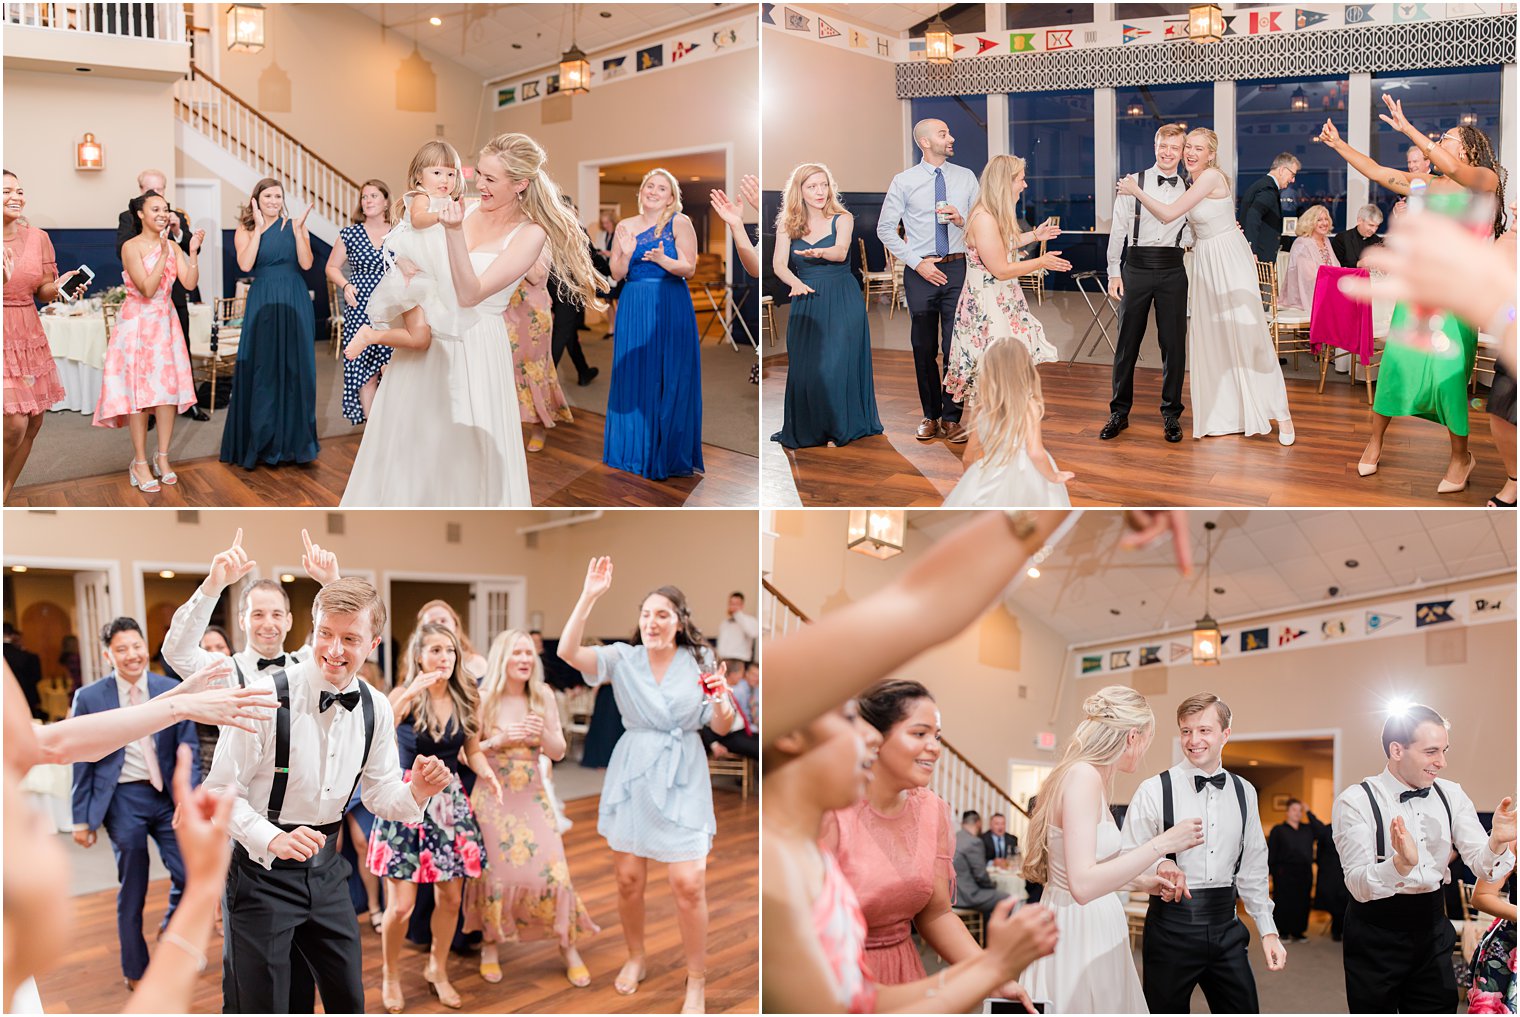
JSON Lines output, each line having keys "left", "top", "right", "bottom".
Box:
{"left": 1021, "top": 685, "right": 1154, "bottom": 884}
{"left": 1186, "top": 127, "right": 1231, "bottom": 190}
{"left": 478, "top": 132, "right": 609, "bottom": 308}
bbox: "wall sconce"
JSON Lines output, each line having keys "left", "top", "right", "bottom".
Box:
{"left": 1290, "top": 86, "right": 1309, "bottom": 112}
{"left": 1188, "top": 3, "right": 1224, "bottom": 43}
{"left": 226, "top": 2, "right": 266, "bottom": 52}
{"left": 1125, "top": 101, "right": 1145, "bottom": 118}
{"left": 846, "top": 510, "right": 906, "bottom": 560}
{"left": 1192, "top": 520, "right": 1222, "bottom": 665}
{"left": 924, "top": 13, "right": 954, "bottom": 65}
{"left": 1459, "top": 111, "right": 1478, "bottom": 127}
{"left": 75, "top": 132, "right": 104, "bottom": 170}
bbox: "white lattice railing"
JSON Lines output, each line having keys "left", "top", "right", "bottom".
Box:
{"left": 4, "top": 2, "right": 184, "bottom": 41}
{"left": 173, "top": 64, "right": 359, "bottom": 229}
{"left": 761, "top": 577, "right": 1030, "bottom": 839}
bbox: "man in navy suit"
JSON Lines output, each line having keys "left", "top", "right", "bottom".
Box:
{"left": 71, "top": 616, "right": 199, "bottom": 989}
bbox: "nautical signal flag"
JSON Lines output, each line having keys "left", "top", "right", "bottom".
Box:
{"left": 760, "top": 2, "right": 775, "bottom": 25}
{"left": 1277, "top": 627, "right": 1307, "bottom": 646}
{"left": 1249, "top": 11, "right": 1283, "bottom": 32}
{"left": 1045, "top": 29, "right": 1072, "bottom": 49}
{"left": 976, "top": 36, "right": 998, "bottom": 54}
{"left": 784, "top": 7, "right": 808, "bottom": 31}
{"left": 1122, "top": 24, "right": 1149, "bottom": 43}
{"left": 1415, "top": 600, "right": 1454, "bottom": 627}
{"left": 1082, "top": 655, "right": 1103, "bottom": 674}
{"left": 1010, "top": 32, "right": 1036, "bottom": 51}
{"left": 1109, "top": 650, "right": 1132, "bottom": 670}
{"left": 1139, "top": 646, "right": 1162, "bottom": 667}
{"left": 849, "top": 28, "right": 869, "bottom": 47}
{"left": 1241, "top": 627, "right": 1270, "bottom": 652}
{"left": 1321, "top": 618, "right": 1349, "bottom": 639}
{"left": 1344, "top": 4, "right": 1376, "bottom": 23}
{"left": 817, "top": 18, "right": 839, "bottom": 40}
{"left": 671, "top": 41, "right": 699, "bottom": 60}
{"left": 1366, "top": 611, "right": 1400, "bottom": 633}
{"left": 637, "top": 44, "right": 663, "bottom": 70}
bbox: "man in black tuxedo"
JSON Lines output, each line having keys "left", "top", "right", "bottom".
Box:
{"left": 981, "top": 811, "right": 1017, "bottom": 865}
{"left": 549, "top": 196, "right": 603, "bottom": 387}
{"left": 1331, "top": 204, "right": 1386, "bottom": 267}
{"left": 116, "top": 168, "right": 208, "bottom": 421}
{"left": 1238, "top": 153, "right": 1300, "bottom": 265}
{"left": 3, "top": 622, "right": 45, "bottom": 720}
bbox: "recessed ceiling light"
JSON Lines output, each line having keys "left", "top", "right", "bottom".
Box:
{"left": 599, "top": 9, "right": 612, "bottom": 16}
{"left": 598, "top": 171, "right": 606, "bottom": 177}
{"left": 1213, "top": 587, "right": 1225, "bottom": 595}
{"left": 511, "top": 42, "right": 522, "bottom": 49}
{"left": 1248, "top": 759, "right": 1259, "bottom": 766}
{"left": 1109, "top": 608, "right": 1121, "bottom": 616}
{"left": 159, "top": 570, "right": 176, "bottom": 579}
{"left": 10, "top": 565, "right": 27, "bottom": 573}
{"left": 429, "top": 15, "right": 442, "bottom": 26}
{"left": 280, "top": 573, "right": 296, "bottom": 583}
{"left": 1345, "top": 559, "right": 1359, "bottom": 568}
{"left": 1026, "top": 567, "right": 1040, "bottom": 579}
{"left": 688, "top": 175, "right": 700, "bottom": 181}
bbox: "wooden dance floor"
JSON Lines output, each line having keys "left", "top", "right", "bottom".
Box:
{"left": 8, "top": 410, "right": 758, "bottom": 508}
{"left": 34, "top": 789, "right": 758, "bottom": 1014}
{"left": 762, "top": 349, "right": 1509, "bottom": 507}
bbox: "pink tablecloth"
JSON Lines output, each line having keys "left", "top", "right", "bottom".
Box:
{"left": 1309, "top": 265, "right": 1373, "bottom": 365}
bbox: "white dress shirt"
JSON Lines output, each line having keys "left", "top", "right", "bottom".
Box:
{"left": 716, "top": 611, "right": 759, "bottom": 663}
{"left": 204, "top": 659, "right": 422, "bottom": 868}
{"left": 877, "top": 158, "right": 981, "bottom": 269}
{"left": 1122, "top": 760, "right": 1278, "bottom": 938}
{"left": 1333, "top": 768, "right": 1515, "bottom": 904}
{"left": 1106, "top": 164, "right": 1192, "bottom": 280}
{"left": 113, "top": 674, "right": 155, "bottom": 784}
{"left": 161, "top": 587, "right": 310, "bottom": 684}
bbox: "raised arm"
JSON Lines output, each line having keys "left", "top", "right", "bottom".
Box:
{"left": 1119, "top": 169, "right": 1218, "bottom": 225}
{"left": 175, "top": 229, "right": 203, "bottom": 292}
{"left": 291, "top": 206, "right": 314, "bottom": 271}
{"left": 709, "top": 187, "right": 759, "bottom": 277}
{"left": 557, "top": 556, "right": 612, "bottom": 677}
{"left": 1318, "top": 119, "right": 1419, "bottom": 197}
{"left": 439, "top": 201, "right": 548, "bottom": 308}
{"left": 1378, "top": 95, "right": 1500, "bottom": 195}
{"left": 161, "top": 528, "right": 258, "bottom": 680}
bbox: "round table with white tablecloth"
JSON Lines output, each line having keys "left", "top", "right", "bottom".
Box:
{"left": 989, "top": 859, "right": 1026, "bottom": 902}
{"left": 39, "top": 303, "right": 211, "bottom": 413}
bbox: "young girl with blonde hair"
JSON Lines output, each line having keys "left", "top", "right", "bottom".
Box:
{"left": 944, "top": 338, "right": 1074, "bottom": 506}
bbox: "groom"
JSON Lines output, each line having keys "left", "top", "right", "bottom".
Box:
{"left": 1120, "top": 693, "right": 1286, "bottom": 1012}
{"left": 1103, "top": 123, "right": 1191, "bottom": 443}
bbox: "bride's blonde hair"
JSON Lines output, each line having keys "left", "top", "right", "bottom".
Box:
{"left": 1186, "top": 128, "right": 1231, "bottom": 190}
{"left": 1021, "top": 685, "right": 1153, "bottom": 884}
{"left": 478, "top": 132, "right": 608, "bottom": 308}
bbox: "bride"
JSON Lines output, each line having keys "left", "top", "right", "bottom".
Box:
{"left": 1019, "top": 686, "right": 1203, "bottom": 1013}
{"left": 1118, "top": 128, "right": 1296, "bottom": 444}
{"left": 341, "top": 133, "right": 605, "bottom": 506}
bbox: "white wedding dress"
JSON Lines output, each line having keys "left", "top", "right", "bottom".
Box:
{"left": 341, "top": 214, "right": 532, "bottom": 507}
{"left": 1021, "top": 814, "right": 1149, "bottom": 1014}
{"left": 1186, "top": 195, "right": 1291, "bottom": 439}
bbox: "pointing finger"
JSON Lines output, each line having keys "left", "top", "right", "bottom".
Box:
{"left": 233, "top": 527, "right": 243, "bottom": 550}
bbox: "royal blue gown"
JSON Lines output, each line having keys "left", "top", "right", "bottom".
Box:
{"left": 602, "top": 224, "right": 703, "bottom": 479}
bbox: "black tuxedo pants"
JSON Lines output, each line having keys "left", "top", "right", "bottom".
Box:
{"left": 1111, "top": 260, "right": 1188, "bottom": 420}
{"left": 1142, "top": 910, "right": 1259, "bottom": 1014}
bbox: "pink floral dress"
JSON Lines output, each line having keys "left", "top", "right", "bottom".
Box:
{"left": 814, "top": 847, "right": 879, "bottom": 1013}
{"left": 506, "top": 276, "right": 572, "bottom": 428}
{"left": 92, "top": 244, "right": 196, "bottom": 427}
{"left": 943, "top": 227, "right": 1056, "bottom": 402}
{"left": 3, "top": 224, "right": 68, "bottom": 415}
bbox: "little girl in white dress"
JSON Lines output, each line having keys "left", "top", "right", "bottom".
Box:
{"left": 944, "top": 337, "right": 1074, "bottom": 507}
{"left": 345, "top": 139, "right": 477, "bottom": 361}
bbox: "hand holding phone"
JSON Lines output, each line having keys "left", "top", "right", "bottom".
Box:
{"left": 57, "top": 264, "right": 94, "bottom": 301}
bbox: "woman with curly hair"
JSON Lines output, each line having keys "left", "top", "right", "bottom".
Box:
{"left": 464, "top": 628, "right": 599, "bottom": 987}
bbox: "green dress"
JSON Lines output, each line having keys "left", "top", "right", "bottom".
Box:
{"left": 1372, "top": 190, "right": 1477, "bottom": 436}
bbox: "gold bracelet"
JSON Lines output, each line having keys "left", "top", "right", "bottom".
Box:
{"left": 1003, "top": 510, "right": 1038, "bottom": 540}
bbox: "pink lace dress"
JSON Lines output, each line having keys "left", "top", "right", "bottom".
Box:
{"left": 820, "top": 787, "right": 956, "bottom": 984}
{"left": 3, "top": 225, "right": 67, "bottom": 415}
{"left": 92, "top": 245, "right": 196, "bottom": 427}
{"left": 815, "top": 847, "right": 878, "bottom": 1013}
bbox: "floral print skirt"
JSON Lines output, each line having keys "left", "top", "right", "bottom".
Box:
{"left": 366, "top": 769, "right": 485, "bottom": 883}
{"left": 1468, "top": 918, "right": 1516, "bottom": 1014}
{"left": 463, "top": 751, "right": 600, "bottom": 945}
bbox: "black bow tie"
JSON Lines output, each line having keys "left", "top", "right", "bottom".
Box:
{"left": 1158, "top": 175, "right": 1180, "bottom": 187}
{"left": 256, "top": 655, "right": 286, "bottom": 670}
{"left": 1195, "top": 773, "right": 1227, "bottom": 792}
{"left": 320, "top": 689, "right": 361, "bottom": 713}
{"left": 1400, "top": 787, "right": 1431, "bottom": 803}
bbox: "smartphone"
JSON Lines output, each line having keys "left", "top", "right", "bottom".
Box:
{"left": 58, "top": 264, "right": 94, "bottom": 300}
{"left": 982, "top": 999, "right": 1050, "bottom": 1014}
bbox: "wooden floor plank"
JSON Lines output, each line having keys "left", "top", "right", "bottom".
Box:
{"left": 762, "top": 350, "right": 1509, "bottom": 507}
{"left": 34, "top": 788, "right": 758, "bottom": 1014}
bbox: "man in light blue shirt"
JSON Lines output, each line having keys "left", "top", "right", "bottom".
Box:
{"left": 878, "top": 119, "right": 980, "bottom": 442}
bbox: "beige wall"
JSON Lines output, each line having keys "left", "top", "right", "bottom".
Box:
{"left": 762, "top": 30, "right": 904, "bottom": 193}
{"left": 2, "top": 70, "right": 177, "bottom": 228}
{"left": 2, "top": 509, "right": 758, "bottom": 644}
{"left": 769, "top": 510, "right": 1071, "bottom": 784}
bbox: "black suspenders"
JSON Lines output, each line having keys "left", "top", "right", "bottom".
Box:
{"left": 1359, "top": 779, "right": 1452, "bottom": 860}
{"left": 1159, "top": 769, "right": 1249, "bottom": 876}
{"left": 1128, "top": 171, "right": 1185, "bottom": 251}
{"left": 265, "top": 670, "right": 377, "bottom": 827}
{"left": 231, "top": 658, "right": 247, "bottom": 689}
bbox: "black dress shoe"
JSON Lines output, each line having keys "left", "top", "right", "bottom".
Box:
{"left": 576, "top": 366, "right": 600, "bottom": 387}
{"left": 1098, "top": 413, "right": 1128, "bottom": 440}
{"left": 182, "top": 406, "right": 210, "bottom": 421}
{"left": 1163, "top": 416, "right": 1183, "bottom": 443}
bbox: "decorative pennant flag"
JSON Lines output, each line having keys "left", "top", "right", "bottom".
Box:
{"left": 849, "top": 28, "right": 869, "bottom": 47}
{"left": 1344, "top": 4, "right": 1376, "bottom": 23}
{"left": 545, "top": 73, "right": 560, "bottom": 95}
{"left": 636, "top": 44, "right": 663, "bottom": 70}
{"left": 1415, "top": 599, "right": 1454, "bottom": 627}
{"left": 602, "top": 55, "right": 627, "bottom": 79}
{"left": 953, "top": 41, "right": 966, "bottom": 53}
{"left": 1277, "top": 627, "right": 1307, "bottom": 646}
{"left": 1393, "top": 3, "right": 1430, "bottom": 20}
{"left": 712, "top": 27, "right": 738, "bottom": 48}
{"left": 783, "top": 7, "right": 810, "bottom": 31}
{"left": 1470, "top": 593, "right": 1506, "bottom": 617}
{"left": 1081, "top": 655, "right": 1104, "bottom": 674}
{"left": 1366, "top": 611, "right": 1400, "bottom": 633}
{"left": 877, "top": 36, "right": 890, "bottom": 56}
{"left": 1122, "top": 23, "right": 1150, "bottom": 43}
{"left": 1249, "top": 11, "right": 1283, "bottom": 32}
{"left": 1222, "top": 14, "right": 1239, "bottom": 34}
{"left": 977, "top": 36, "right": 999, "bottom": 53}
{"left": 1009, "top": 31, "right": 1036, "bottom": 51}
{"left": 1045, "top": 29, "right": 1072, "bottom": 49}
{"left": 671, "top": 40, "right": 699, "bottom": 60}
{"left": 1241, "top": 627, "right": 1271, "bottom": 652}
{"left": 1162, "top": 17, "right": 1188, "bottom": 37}
{"left": 495, "top": 86, "right": 515, "bottom": 107}
{"left": 1320, "top": 617, "right": 1349, "bottom": 639}
{"left": 521, "top": 79, "right": 540, "bottom": 100}
{"left": 908, "top": 38, "right": 925, "bottom": 51}
{"left": 1139, "top": 645, "right": 1162, "bottom": 667}
{"left": 817, "top": 18, "right": 840, "bottom": 40}
{"left": 761, "top": 2, "right": 775, "bottom": 25}
{"left": 1296, "top": 8, "right": 1328, "bottom": 29}
{"left": 1109, "top": 650, "right": 1132, "bottom": 670}
{"left": 1169, "top": 642, "right": 1191, "bottom": 662}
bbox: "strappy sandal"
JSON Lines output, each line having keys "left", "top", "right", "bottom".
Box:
{"left": 128, "top": 459, "right": 160, "bottom": 493}
{"left": 1488, "top": 476, "right": 1518, "bottom": 507}
{"left": 152, "top": 451, "right": 177, "bottom": 485}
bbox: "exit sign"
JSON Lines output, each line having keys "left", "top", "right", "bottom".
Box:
{"left": 1036, "top": 731, "right": 1057, "bottom": 751}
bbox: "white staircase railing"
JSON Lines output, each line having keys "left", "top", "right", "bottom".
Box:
{"left": 760, "top": 577, "right": 1029, "bottom": 840}
{"left": 173, "top": 64, "right": 358, "bottom": 231}
{"left": 4, "top": 1, "right": 184, "bottom": 42}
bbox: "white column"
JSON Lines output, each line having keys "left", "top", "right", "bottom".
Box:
{"left": 987, "top": 0, "right": 1010, "bottom": 158}
{"left": 1347, "top": 72, "right": 1373, "bottom": 229}
{"left": 1095, "top": 88, "right": 1116, "bottom": 231}
{"left": 1214, "top": 79, "right": 1237, "bottom": 182}
{"left": 1503, "top": 62, "right": 1518, "bottom": 210}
